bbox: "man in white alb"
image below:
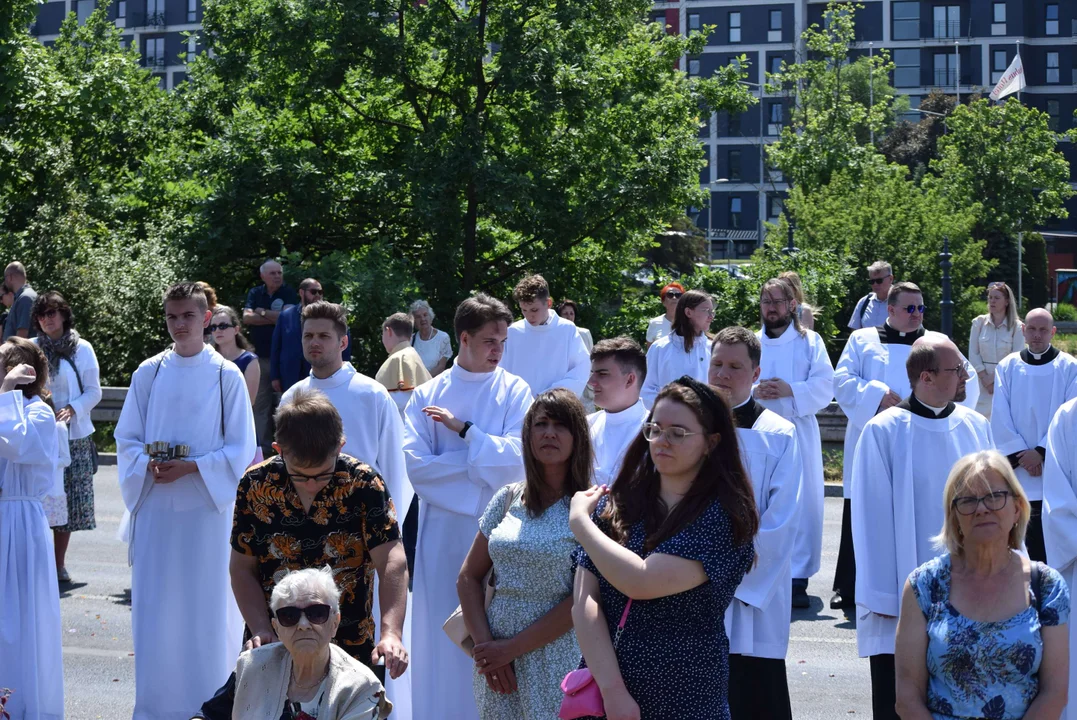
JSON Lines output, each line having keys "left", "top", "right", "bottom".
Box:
{"left": 754, "top": 277, "right": 834, "bottom": 609}
{"left": 500, "top": 274, "right": 590, "bottom": 397}
{"left": 278, "top": 300, "right": 415, "bottom": 719}
{"left": 587, "top": 337, "right": 648, "bottom": 485}
{"left": 404, "top": 293, "right": 533, "bottom": 720}
{"left": 848, "top": 260, "right": 894, "bottom": 330}
{"left": 115, "top": 282, "right": 256, "bottom": 720}
{"left": 710, "top": 326, "right": 801, "bottom": 720}
{"left": 992, "top": 308, "right": 1077, "bottom": 564}
{"left": 831, "top": 281, "right": 978, "bottom": 610}
{"left": 852, "top": 336, "right": 992, "bottom": 720}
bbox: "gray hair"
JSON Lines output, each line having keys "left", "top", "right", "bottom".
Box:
{"left": 933, "top": 451, "right": 1030, "bottom": 556}
{"left": 409, "top": 299, "right": 435, "bottom": 321}
{"left": 867, "top": 260, "right": 891, "bottom": 276}
{"left": 269, "top": 567, "right": 341, "bottom": 614}
{"left": 260, "top": 259, "right": 282, "bottom": 274}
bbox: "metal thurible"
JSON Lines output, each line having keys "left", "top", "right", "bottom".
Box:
{"left": 172, "top": 445, "right": 191, "bottom": 460}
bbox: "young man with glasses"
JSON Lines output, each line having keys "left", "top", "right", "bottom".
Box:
{"left": 851, "top": 336, "right": 992, "bottom": 720}
{"left": 646, "top": 282, "right": 685, "bottom": 347}
{"left": 848, "top": 260, "right": 894, "bottom": 330}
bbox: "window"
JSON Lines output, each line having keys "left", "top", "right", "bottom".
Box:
{"left": 187, "top": 0, "right": 197, "bottom": 22}
{"left": 729, "top": 197, "right": 743, "bottom": 229}
{"left": 146, "top": 0, "right": 164, "bottom": 25}
{"left": 144, "top": 36, "right": 165, "bottom": 67}
{"left": 992, "top": 2, "right": 1006, "bottom": 34}
{"left": 934, "top": 52, "right": 957, "bottom": 87}
{"left": 1047, "top": 99, "right": 1060, "bottom": 132}
{"left": 933, "top": 5, "right": 960, "bottom": 39}
{"left": 1046, "top": 4, "right": 1059, "bottom": 36}
{"left": 688, "top": 13, "right": 700, "bottom": 32}
{"left": 768, "top": 102, "right": 783, "bottom": 135}
{"left": 728, "top": 112, "right": 741, "bottom": 137}
{"left": 688, "top": 58, "right": 700, "bottom": 76}
{"left": 729, "top": 12, "right": 741, "bottom": 43}
{"left": 766, "top": 165, "right": 784, "bottom": 183}
{"left": 117, "top": 0, "right": 126, "bottom": 18}
{"left": 768, "top": 10, "right": 782, "bottom": 41}
{"left": 77, "top": 0, "right": 94, "bottom": 24}
{"left": 1047, "top": 52, "right": 1060, "bottom": 84}
{"left": 186, "top": 36, "right": 196, "bottom": 62}
{"left": 892, "top": 1, "right": 920, "bottom": 41}
{"left": 768, "top": 196, "right": 783, "bottom": 219}
{"left": 893, "top": 49, "right": 920, "bottom": 88}
{"left": 992, "top": 50, "right": 1008, "bottom": 84}
{"left": 769, "top": 55, "right": 783, "bottom": 77}
{"left": 729, "top": 150, "right": 742, "bottom": 181}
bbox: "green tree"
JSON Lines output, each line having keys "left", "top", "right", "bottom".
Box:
{"left": 645, "top": 216, "right": 707, "bottom": 276}
{"left": 879, "top": 89, "right": 956, "bottom": 179}
{"left": 843, "top": 56, "right": 909, "bottom": 146}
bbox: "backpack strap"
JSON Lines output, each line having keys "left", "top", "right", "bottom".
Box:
{"left": 855, "top": 294, "right": 872, "bottom": 326}
{"left": 1030, "top": 560, "right": 1044, "bottom": 614}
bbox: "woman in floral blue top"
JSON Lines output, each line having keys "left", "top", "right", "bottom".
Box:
{"left": 895, "top": 451, "right": 1070, "bottom": 720}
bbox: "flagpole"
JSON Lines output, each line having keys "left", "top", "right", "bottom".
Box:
{"left": 955, "top": 40, "right": 960, "bottom": 104}
{"left": 1016, "top": 40, "right": 1021, "bottom": 103}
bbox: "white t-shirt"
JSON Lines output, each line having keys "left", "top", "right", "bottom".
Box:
{"left": 412, "top": 328, "right": 453, "bottom": 371}
{"left": 645, "top": 315, "right": 672, "bottom": 343}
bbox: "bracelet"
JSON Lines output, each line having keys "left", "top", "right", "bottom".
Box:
{"left": 459, "top": 421, "right": 473, "bottom": 439}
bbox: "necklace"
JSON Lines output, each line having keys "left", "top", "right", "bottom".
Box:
{"left": 291, "top": 665, "right": 329, "bottom": 691}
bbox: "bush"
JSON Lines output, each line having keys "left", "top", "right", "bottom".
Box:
{"left": 1054, "top": 304, "right": 1077, "bottom": 323}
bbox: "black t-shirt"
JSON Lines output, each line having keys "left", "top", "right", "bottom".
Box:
{"left": 244, "top": 284, "right": 299, "bottom": 356}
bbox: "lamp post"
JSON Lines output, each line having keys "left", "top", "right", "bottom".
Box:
{"left": 940, "top": 235, "right": 953, "bottom": 338}
{"left": 738, "top": 80, "right": 768, "bottom": 251}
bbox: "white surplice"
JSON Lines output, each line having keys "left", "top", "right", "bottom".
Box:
{"left": 1043, "top": 397, "right": 1077, "bottom": 720}
{"left": 992, "top": 347, "right": 1077, "bottom": 501}
{"left": 587, "top": 399, "right": 647, "bottom": 485}
{"left": 851, "top": 400, "right": 992, "bottom": 658}
{"left": 726, "top": 400, "right": 802, "bottom": 659}
{"left": 500, "top": 312, "right": 590, "bottom": 398}
{"left": 833, "top": 325, "right": 980, "bottom": 495}
{"left": 640, "top": 333, "right": 712, "bottom": 409}
{"left": 0, "top": 392, "right": 63, "bottom": 720}
{"left": 283, "top": 363, "right": 415, "bottom": 720}
{"left": 756, "top": 325, "right": 834, "bottom": 579}
{"left": 115, "top": 345, "right": 256, "bottom": 720}
{"left": 403, "top": 364, "right": 532, "bottom": 720}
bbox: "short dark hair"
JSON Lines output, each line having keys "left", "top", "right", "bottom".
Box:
{"left": 298, "top": 278, "right": 321, "bottom": 292}
{"left": 1, "top": 336, "right": 49, "bottom": 400}
{"left": 907, "top": 341, "right": 941, "bottom": 389}
{"left": 590, "top": 337, "right": 646, "bottom": 387}
{"left": 512, "top": 275, "right": 550, "bottom": 304}
{"left": 713, "top": 326, "right": 761, "bottom": 368}
{"left": 556, "top": 299, "right": 578, "bottom": 317}
{"left": 454, "top": 293, "right": 513, "bottom": 340}
{"left": 163, "top": 282, "right": 209, "bottom": 313}
{"left": 888, "top": 281, "right": 922, "bottom": 306}
{"left": 274, "top": 389, "right": 345, "bottom": 466}
{"left": 301, "top": 301, "right": 348, "bottom": 337}
{"left": 195, "top": 281, "right": 218, "bottom": 309}
{"left": 383, "top": 312, "right": 414, "bottom": 338}
{"left": 31, "top": 291, "right": 74, "bottom": 334}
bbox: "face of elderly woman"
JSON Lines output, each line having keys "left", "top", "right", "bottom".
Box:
{"left": 413, "top": 308, "right": 432, "bottom": 332}
{"left": 953, "top": 469, "right": 1020, "bottom": 548}
{"left": 272, "top": 590, "right": 341, "bottom": 655}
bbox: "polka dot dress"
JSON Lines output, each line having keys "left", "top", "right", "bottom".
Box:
{"left": 574, "top": 497, "right": 754, "bottom": 720}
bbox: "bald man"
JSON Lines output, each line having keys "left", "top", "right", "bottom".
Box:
{"left": 851, "top": 335, "right": 993, "bottom": 720}
{"left": 992, "top": 308, "right": 1077, "bottom": 562}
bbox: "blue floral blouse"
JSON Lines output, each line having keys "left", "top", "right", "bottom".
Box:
{"left": 909, "top": 553, "right": 1070, "bottom": 720}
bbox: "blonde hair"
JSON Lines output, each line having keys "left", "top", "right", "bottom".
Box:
{"left": 933, "top": 450, "right": 1030, "bottom": 555}
{"left": 987, "top": 282, "right": 1019, "bottom": 330}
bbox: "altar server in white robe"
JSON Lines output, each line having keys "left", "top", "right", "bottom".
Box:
{"left": 115, "top": 282, "right": 256, "bottom": 720}
{"left": 500, "top": 274, "right": 590, "bottom": 398}
{"left": 852, "top": 336, "right": 992, "bottom": 720}
{"left": 280, "top": 300, "right": 414, "bottom": 719}
{"left": 404, "top": 293, "right": 533, "bottom": 720}
{"left": 992, "top": 308, "right": 1077, "bottom": 564}
{"left": 0, "top": 339, "right": 63, "bottom": 720}
{"left": 586, "top": 337, "right": 648, "bottom": 485}
{"left": 711, "top": 327, "right": 801, "bottom": 720}
{"left": 831, "top": 281, "right": 978, "bottom": 610}
{"left": 754, "top": 277, "right": 834, "bottom": 609}
{"left": 640, "top": 289, "right": 714, "bottom": 408}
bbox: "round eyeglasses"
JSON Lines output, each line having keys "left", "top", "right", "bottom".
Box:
{"left": 952, "top": 490, "right": 1011, "bottom": 516}
{"left": 642, "top": 422, "right": 701, "bottom": 445}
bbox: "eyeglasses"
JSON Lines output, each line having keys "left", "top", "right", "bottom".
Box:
{"left": 869, "top": 274, "right": 892, "bottom": 285}
{"left": 307, "top": 289, "right": 324, "bottom": 296}
{"left": 988, "top": 282, "right": 1007, "bottom": 291}
{"left": 274, "top": 604, "right": 332, "bottom": 627}
{"left": 903, "top": 305, "right": 926, "bottom": 314}
{"left": 760, "top": 297, "right": 790, "bottom": 307}
{"left": 930, "top": 363, "right": 966, "bottom": 376}
{"left": 39, "top": 309, "right": 59, "bottom": 319}
{"left": 953, "top": 490, "right": 1012, "bottom": 516}
{"left": 642, "top": 422, "right": 701, "bottom": 445}
{"left": 207, "top": 323, "right": 234, "bottom": 332}
{"left": 665, "top": 292, "right": 683, "bottom": 300}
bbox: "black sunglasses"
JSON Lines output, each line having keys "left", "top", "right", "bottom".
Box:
{"left": 869, "top": 274, "right": 892, "bottom": 285}
{"left": 207, "top": 323, "right": 235, "bottom": 332}
{"left": 274, "top": 603, "right": 332, "bottom": 627}
{"left": 665, "top": 292, "right": 683, "bottom": 300}
{"left": 903, "top": 305, "right": 926, "bottom": 314}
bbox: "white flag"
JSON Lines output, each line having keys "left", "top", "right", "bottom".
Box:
{"left": 990, "top": 54, "right": 1025, "bottom": 101}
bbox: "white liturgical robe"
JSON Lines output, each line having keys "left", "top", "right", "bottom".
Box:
{"left": 500, "top": 312, "right": 590, "bottom": 397}
{"left": 992, "top": 347, "right": 1077, "bottom": 501}
{"left": 726, "top": 399, "right": 802, "bottom": 659}
{"left": 834, "top": 325, "right": 979, "bottom": 495}
{"left": 587, "top": 399, "right": 647, "bottom": 485}
{"left": 756, "top": 324, "right": 834, "bottom": 579}
{"left": 851, "top": 398, "right": 992, "bottom": 658}
{"left": 641, "top": 333, "right": 712, "bottom": 409}
{"left": 115, "top": 345, "right": 256, "bottom": 720}
{"left": 403, "top": 364, "right": 532, "bottom": 720}
{"left": 1043, "top": 397, "right": 1077, "bottom": 720}
{"left": 0, "top": 392, "right": 63, "bottom": 720}
{"left": 283, "top": 362, "right": 415, "bottom": 720}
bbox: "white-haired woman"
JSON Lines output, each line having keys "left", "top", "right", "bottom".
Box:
{"left": 409, "top": 299, "right": 452, "bottom": 376}
{"left": 192, "top": 567, "right": 392, "bottom": 720}
{"left": 968, "top": 282, "right": 1023, "bottom": 419}
{"left": 895, "top": 451, "right": 1069, "bottom": 720}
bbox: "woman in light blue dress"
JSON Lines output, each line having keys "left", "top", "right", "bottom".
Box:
{"left": 457, "top": 388, "right": 592, "bottom": 719}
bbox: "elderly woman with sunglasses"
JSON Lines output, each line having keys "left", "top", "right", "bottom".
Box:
{"left": 968, "top": 282, "right": 1023, "bottom": 419}
{"left": 193, "top": 567, "right": 393, "bottom": 720}
{"left": 895, "top": 450, "right": 1069, "bottom": 720}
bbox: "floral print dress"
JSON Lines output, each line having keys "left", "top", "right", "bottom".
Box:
{"left": 910, "top": 553, "right": 1069, "bottom": 720}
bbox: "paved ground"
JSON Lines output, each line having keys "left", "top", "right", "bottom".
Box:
{"left": 58, "top": 468, "right": 870, "bottom": 719}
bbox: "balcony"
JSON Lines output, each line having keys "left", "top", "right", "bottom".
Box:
{"left": 929, "top": 21, "right": 968, "bottom": 42}
{"left": 147, "top": 12, "right": 165, "bottom": 27}
{"left": 933, "top": 69, "right": 958, "bottom": 86}
{"left": 143, "top": 56, "right": 166, "bottom": 69}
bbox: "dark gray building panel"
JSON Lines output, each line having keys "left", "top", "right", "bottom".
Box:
{"left": 35, "top": 2, "right": 69, "bottom": 36}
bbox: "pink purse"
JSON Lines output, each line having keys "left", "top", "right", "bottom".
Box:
{"left": 558, "top": 600, "right": 632, "bottom": 720}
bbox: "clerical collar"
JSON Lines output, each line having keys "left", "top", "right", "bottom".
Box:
{"left": 876, "top": 322, "right": 926, "bottom": 346}
{"left": 732, "top": 396, "right": 765, "bottom": 429}
{"left": 1021, "top": 345, "right": 1059, "bottom": 366}
{"left": 897, "top": 394, "right": 955, "bottom": 419}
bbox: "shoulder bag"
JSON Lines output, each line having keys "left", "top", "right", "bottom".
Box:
{"left": 558, "top": 599, "right": 633, "bottom": 719}
{"left": 60, "top": 353, "right": 100, "bottom": 474}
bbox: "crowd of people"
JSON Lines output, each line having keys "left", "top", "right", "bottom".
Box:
{"left": 3, "top": 257, "right": 1077, "bottom": 720}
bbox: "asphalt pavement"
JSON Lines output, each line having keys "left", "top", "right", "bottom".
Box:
{"left": 57, "top": 468, "right": 870, "bottom": 719}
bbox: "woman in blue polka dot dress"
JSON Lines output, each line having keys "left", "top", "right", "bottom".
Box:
{"left": 569, "top": 377, "right": 758, "bottom": 720}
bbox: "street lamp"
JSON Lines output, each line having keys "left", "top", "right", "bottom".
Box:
{"left": 738, "top": 80, "right": 768, "bottom": 252}
{"left": 940, "top": 235, "right": 953, "bottom": 338}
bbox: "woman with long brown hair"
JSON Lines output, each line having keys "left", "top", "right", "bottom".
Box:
{"left": 569, "top": 377, "right": 758, "bottom": 720}
{"left": 457, "top": 388, "right": 592, "bottom": 719}
{"left": 639, "top": 290, "right": 715, "bottom": 409}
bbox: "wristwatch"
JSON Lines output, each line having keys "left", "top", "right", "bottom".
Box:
{"left": 459, "top": 421, "right": 473, "bottom": 439}
{"left": 258, "top": 308, "right": 266, "bottom": 317}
